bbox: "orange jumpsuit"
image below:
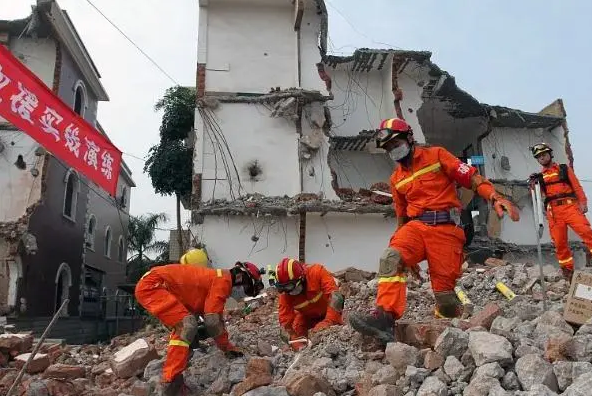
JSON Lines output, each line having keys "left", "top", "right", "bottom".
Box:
{"left": 278, "top": 264, "right": 343, "bottom": 338}
{"left": 377, "top": 146, "right": 479, "bottom": 319}
{"left": 541, "top": 163, "right": 592, "bottom": 271}
{"left": 135, "top": 265, "right": 233, "bottom": 383}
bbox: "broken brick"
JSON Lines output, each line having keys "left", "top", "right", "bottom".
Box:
{"left": 43, "top": 364, "right": 86, "bottom": 380}
{"left": 284, "top": 372, "right": 336, "bottom": 396}
{"left": 424, "top": 350, "right": 445, "bottom": 370}
{"left": 109, "top": 338, "right": 158, "bottom": 379}
{"left": 15, "top": 352, "right": 50, "bottom": 374}
{"left": 485, "top": 258, "right": 510, "bottom": 267}
{"left": 232, "top": 357, "right": 273, "bottom": 396}
{"left": 395, "top": 320, "right": 451, "bottom": 349}
{"left": 468, "top": 302, "right": 502, "bottom": 330}
{"left": 0, "top": 333, "right": 33, "bottom": 357}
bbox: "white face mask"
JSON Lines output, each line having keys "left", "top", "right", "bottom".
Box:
{"left": 231, "top": 286, "right": 247, "bottom": 301}
{"left": 288, "top": 284, "right": 304, "bottom": 296}
{"left": 388, "top": 143, "right": 410, "bottom": 162}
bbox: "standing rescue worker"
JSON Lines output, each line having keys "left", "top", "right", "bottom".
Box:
{"left": 275, "top": 258, "right": 344, "bottom": 351}
{"left": 349, "top": 118, "right": 520, "bottom": 344}
{"left": 529, "top": 143, "right": 592, "bottom": 281}
{"left": 135, "top": 261, "right": 264, "bottom": 395}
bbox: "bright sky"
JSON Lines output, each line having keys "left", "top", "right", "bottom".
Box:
{"left": 2, "top": 0, "right": 592, "bottom": 242}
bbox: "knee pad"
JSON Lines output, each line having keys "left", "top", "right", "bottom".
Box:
{"left": 329, "top": 292, "right": 345, "bottom": 312}
{"left": 379, "top": 247, "right": 402, "bottom": 277}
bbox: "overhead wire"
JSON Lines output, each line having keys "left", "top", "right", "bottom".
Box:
{"left": 83, "top": 0, "right": 180, "bottom": 85}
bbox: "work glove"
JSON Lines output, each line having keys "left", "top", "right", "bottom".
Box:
{"left": 491, "top": 193, "right": 520, "bottom": 222}
{"left": 280, "top": 327, "right": 296, "bottom": 344}
{"left": 580, "top": 203, "right": 588, "bottom": 214}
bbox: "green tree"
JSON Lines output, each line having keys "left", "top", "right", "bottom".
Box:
{"left": 145, "top": 86, "right": 196, "bottom": 254}
{"left": 126, "top": 212, "right": 169, "bottom": 283}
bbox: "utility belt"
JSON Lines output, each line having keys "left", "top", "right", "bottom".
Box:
{"left": 545, "top": 193, "right": 577, "bottom": 208}
{"left": 411, "top": 208, "right": 461, "bottom": 226}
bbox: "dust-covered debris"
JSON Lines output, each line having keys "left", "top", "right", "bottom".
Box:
{"left": 0, "top": 263, "right": 589, "bottom": 395}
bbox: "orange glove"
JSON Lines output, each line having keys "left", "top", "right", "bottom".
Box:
{"left": 491, "top": 193, "right": 520, "bottom": 221}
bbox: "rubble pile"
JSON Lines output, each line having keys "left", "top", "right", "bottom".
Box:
{"left": 1, "top": 260, "right": 590, "bottom": 396}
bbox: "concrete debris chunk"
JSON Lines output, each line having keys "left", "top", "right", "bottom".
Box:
{"left": 468, "top": 331, "right": 513, "bottom": 366}
{"left": 109, "top": 338, "right": 159, "bottom": 379}
{"left": 416, "top": 376, "right": 447, "bottom": 396}
{"left": 515, "top": 353, "right": 559, "bottom": 392}
{"left": 385, "top": 342, "right": 419, "bottom": 373}
{"left": 433, "top": 327, "right": 468, "bottom": 358}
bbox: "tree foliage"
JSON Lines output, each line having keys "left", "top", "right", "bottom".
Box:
{"left": 154, "top": 86, "right": 197, "bottom": 141}
{"left": 126, "top": 212, "right": 168, "bottom": 282}
{"left": 143, "top": 140, "right": 193, "bottom": 197}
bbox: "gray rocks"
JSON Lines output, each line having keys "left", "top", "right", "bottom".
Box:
{"left": 404, "top": 366, "right": 430, "bottom": 389}
{"left": 367, "top": 384, "right": 401, "bottom": 396}
{"left": 372, "top": 365, "right": 398, "bottom": 385}
{"left": 463, "top": 377, "right": 504, "bottom": 396}
{"left": 501, "top": 371, "right": 520, "bottom": 391}
{"left": 564, "top": 371, "right": 592, "bottom": 396}
{"left": 515, "top": 354, "right": 558, "bottom": 392}
{"left": 472, "top": 362, "right": 504, "bottom": 380}
{"left": 242, "top": 386, "right": 290, "bottom": 396}
{"left": 552, "top": 361, "right": 592, "bottom": 392}
{"left": 416, "top": 376, "right": 446, "bottom": 396}
{"left": 468, "top": 332, "right": 513, "bottom": 366}
{"left": 385, "top": 342, "right": 419, "bottom": 373}
{"left": 443, "top": 356, "right": 464, "bottom": 381}
{"left": 434, "top": 327, "right": 468, "bottom": 359}
{"left": 490, "top": 316, "right": 522, "bottom": 342}
{"left": 516, "top": 384, "right": 559, "bottom": 396}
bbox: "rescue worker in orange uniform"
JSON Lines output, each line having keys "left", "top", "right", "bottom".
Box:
{"left": 275, "top": 258, "right": 344, "bottom": 351}
{"left": 349, "top": 118, "right": 520, "bottom": 344}
{"left": 135, "top": 260, "right": 264, "bottom": 395}
{"left": 529, "top": 143, "right": 592, "bottom": 281}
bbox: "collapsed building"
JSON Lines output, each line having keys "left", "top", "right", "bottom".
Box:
{"left": 188, "top": 0, "right": 586, "bottom": 272}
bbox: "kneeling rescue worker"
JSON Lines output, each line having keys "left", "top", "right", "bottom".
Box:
{"left": 275, "top": 258, "right": 345, "bottom": 351}
{"left": 135, "top": 255, "right": 265, "bottom": 395}
{"left": 349, "top": 118, "right": 521, "bottom": 344}
{"left": 529, "top": 143, "right": 592, "bottom": 282}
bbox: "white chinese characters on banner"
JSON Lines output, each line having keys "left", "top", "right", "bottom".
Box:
{"left": 10, "top": 82, "right": 38, "bottom": 124}
{"left": 64, "top": 123, "right": 81, "bottom": 158}
{"left": 83, "top": 137, "right": 100, "bottom": 170}
{"left": 101, "top": 151, "right": 113, "bottom": 180}
{"left": 39, "top": 107, "right": 64, "bottom": 142}
{"left": 0, "top": 66, "right": 11, "bottom": 104}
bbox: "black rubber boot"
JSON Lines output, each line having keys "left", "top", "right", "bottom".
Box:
{"left": 161, "top": 375, "right": 185, "bottom": 396}
{"left": 561, "top": 267, "right": 574, "bottom": 283}
{"left": 348, "top": 307, "right": 396, "bottom": 344}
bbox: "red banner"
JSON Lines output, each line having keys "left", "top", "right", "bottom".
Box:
{"left": 0, "top": 45, "right": 121, "bottom": 196}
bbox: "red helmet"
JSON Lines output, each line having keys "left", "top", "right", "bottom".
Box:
{"left": 235, "top": 262, "right": 265, "bottom": 297}
{"left": 275, "top": 258, "right": 306, "bottom": 293}
{"left": 376, "top": 118, "right": 412, "bottom": 148}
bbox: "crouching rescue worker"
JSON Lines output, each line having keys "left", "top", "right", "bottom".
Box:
{"left": 135, "top": 259, "right": 265, "bottom": 395}
{"left": 349, "top": 118, "right": 520, "bottom": 344}
{"left": 529, "top": 143, "right": 592, "bottom": 282}
{"left": 275, "top": 258, "right": 344, "bottom": 351}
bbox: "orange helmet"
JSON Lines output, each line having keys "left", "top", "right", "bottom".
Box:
{"left": 234, "top": 261, "right": 265, "bottom": 297}
{"left": 376, "top": 118, "right": 412, "bottom": 148}
{"left": 275, "top": 258, "right": 306, "bottom": 293}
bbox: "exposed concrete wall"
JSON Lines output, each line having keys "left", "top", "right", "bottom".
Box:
{"left": 326, "top": 67, "right": 391, "bottom": 136}
{"left": 197, "top": 103, "right": 301, "bottom": 202}
{"left": 205, "top": 3, "right": 296, "bottom": 93}
{"left": 0, "top": 130, "right": 45, "bottom": 223}
{"left": 299, "top": 4, "right": 327, "bottom": 92}
{"left": 305, "top": 213, "right": 396, "bottom": 273}
{"left": 481, "top": 126, "right": 568, "bottom": 180}
{"left": 0, "top": 238, "right": 9, "bottom": 314}
{"left": 192, "top": 215, "right": 300, "bottom": 272}
{"left": 8, "top": 37, "right": 56, "bottom": 88}
{"left": 329, "top": 150, "right": 393, "bottom": 190}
